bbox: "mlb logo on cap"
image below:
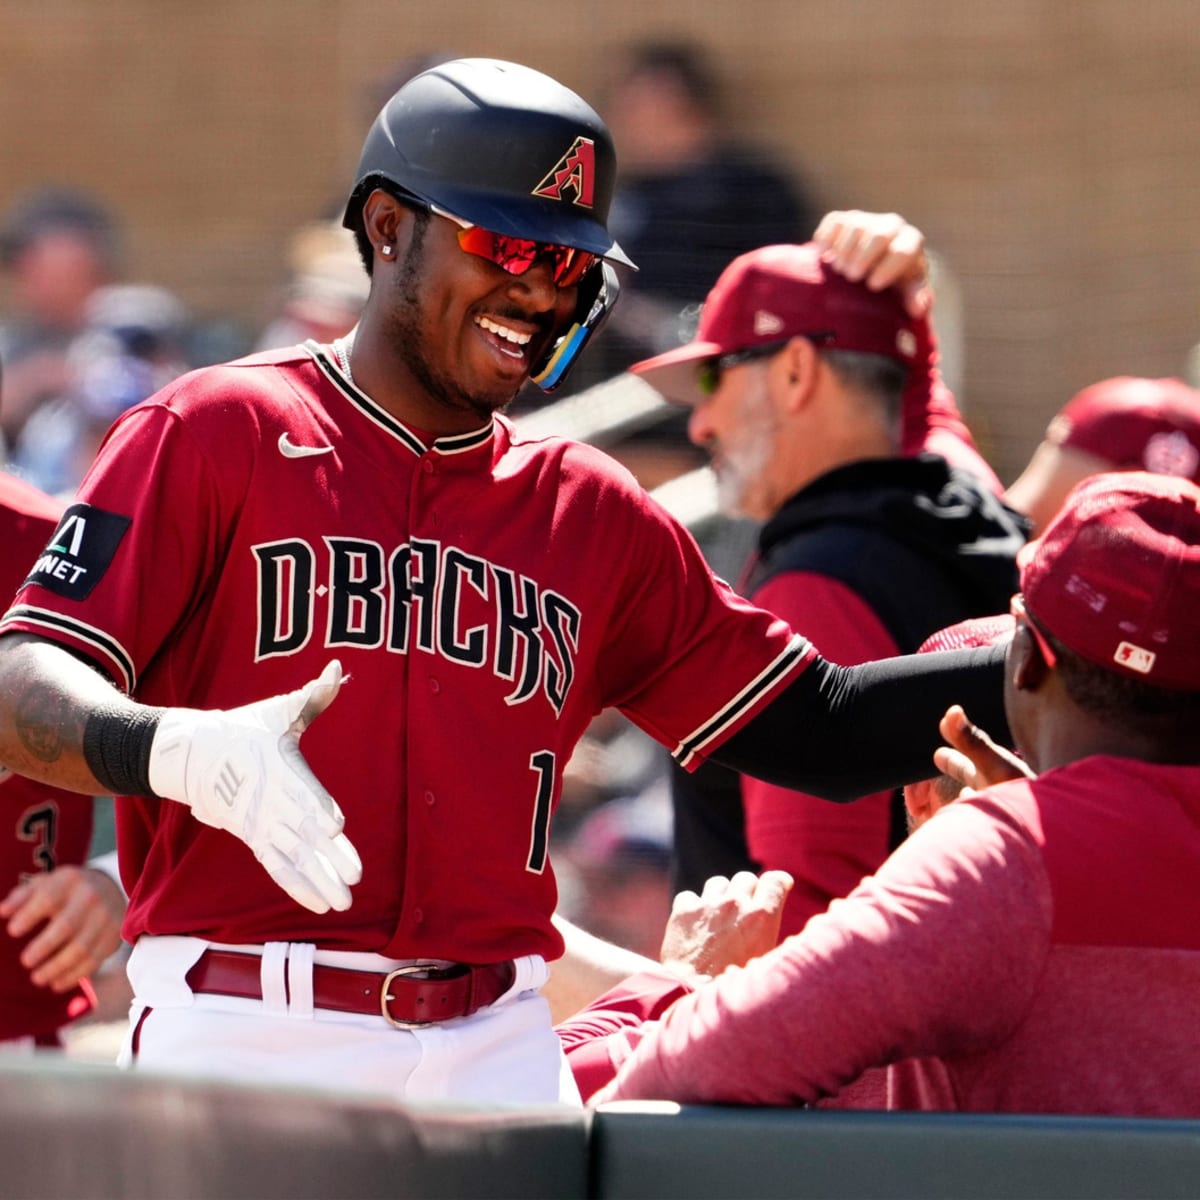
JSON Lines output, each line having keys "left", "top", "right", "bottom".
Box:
{"left": 1020, "top": 472, "right": 1200, "bottom": 690}
{"left": 1114, "top": 642, "right": 1157, "bottom": 675}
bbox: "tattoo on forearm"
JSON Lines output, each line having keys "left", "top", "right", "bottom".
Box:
{"left": 15, "top": 685, "right": 81, "bottom": 765}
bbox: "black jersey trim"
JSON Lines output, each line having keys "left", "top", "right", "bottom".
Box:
{"left": 673, "top": 634, "right": 813, "bottom": 769}
{"left": 306, "top": 342, "right": 494, "bottom": 459}
{"left": 307, "top": 342, "right": 426, "bottom": 455}
{"left": 430, "top": 425, "right": 494, "bottom": 456}
{"left": 0, "top": 606, "right": 137, "bottom": 694}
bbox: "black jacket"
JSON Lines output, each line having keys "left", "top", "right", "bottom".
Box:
{"left": 671, "top": 454, "right": 1030, "bottom": 892}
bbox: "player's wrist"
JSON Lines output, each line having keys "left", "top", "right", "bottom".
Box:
{"left": 83, "top": 704, "right": 165, "bottom": 798}
{"left": 145, "top": 706, "right": 217, "bottom": 812}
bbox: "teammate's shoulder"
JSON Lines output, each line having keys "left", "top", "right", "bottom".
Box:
{"left": 0, "top": 470, "right": 64, "bottom": 524}
{"left": 0, "top": 472, "right": 64, "bottom": 596}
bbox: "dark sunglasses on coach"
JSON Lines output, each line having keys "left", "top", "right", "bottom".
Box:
{"left": 695, "top": 332, "right": 836, "bottom": 397}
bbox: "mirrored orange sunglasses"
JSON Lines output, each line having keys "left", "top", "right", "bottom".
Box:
{"left": 430, "top": 204, "right": 598, "bottom": 289}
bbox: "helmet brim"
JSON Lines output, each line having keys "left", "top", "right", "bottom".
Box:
{"left": 343, "top": 175, "right": 635, "bottom": 269}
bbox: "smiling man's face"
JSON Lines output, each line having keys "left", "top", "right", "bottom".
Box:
{"left": 383, "top": 207, "right": 579, "bottom": 427}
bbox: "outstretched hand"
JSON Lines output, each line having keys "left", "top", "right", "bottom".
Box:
{"left": 813, "top": 209, "right": 931, "bottom": 318}
{"left": 933, "top": 704, "right": 1035, "bottom": 797}
{"left": 148, "top": 660, "right": 363, "bottom": 914}
{"left": 660, "top": 869, "right": 794, "bottom": 986}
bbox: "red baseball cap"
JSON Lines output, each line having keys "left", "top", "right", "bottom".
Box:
{"left": 1046, "top": 376, "right": 1200, "bottom": 482}
{"left": 629, "top": 242, "right": 919, "bottom": 405}
{"left": 1020, "top": 471, "right": 1200, "bottom": 690}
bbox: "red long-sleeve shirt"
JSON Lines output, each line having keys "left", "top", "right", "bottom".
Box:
{"left": 562, "top": 756, "right": 1200, "bottom": 1118}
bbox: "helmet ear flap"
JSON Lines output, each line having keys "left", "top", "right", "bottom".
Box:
{"left": 530, "top": 263, "right": 622, "bottom": 393}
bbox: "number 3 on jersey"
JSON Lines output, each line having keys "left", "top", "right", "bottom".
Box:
{"left": 17, "top": 803, "right": 59, "bottom": 875}
{"left": 526, "top": 751, "right": 556, "bottom": 874}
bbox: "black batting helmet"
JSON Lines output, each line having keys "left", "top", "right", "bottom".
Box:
{"left": 342, "top": 57, "right": 634, "bottom": 268}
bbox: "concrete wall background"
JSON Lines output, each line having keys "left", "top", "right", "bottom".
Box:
{"left": 3, "top": 1, "right": 1198, "bottom": 481}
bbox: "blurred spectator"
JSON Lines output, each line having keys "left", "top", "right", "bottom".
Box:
{"left": 1004, "top": 375, "right": 1200, "bottom": 536}
{"left": 11, "top": 283, "right": 191, "bottom": 497}
{"left": 558, "top": 788, "right": 674, "bottom": 961}
{"left": 631, "top": 214, "right": 1024, "bottom": 930}
{"left": 600, "top": 39, "right": 820, "bottom": 365}
{"left": 543, "top": 39, "right": 821, "bottom": 484}
{"left": 255, "top": 220, "right": 369, "bottom": 352}
{"left": 0, "top": 187, "right": 122, "bottom": 455}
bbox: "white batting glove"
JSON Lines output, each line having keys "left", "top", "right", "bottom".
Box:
{"left": 147, "top": 660, "right": 362, "bottom": 914}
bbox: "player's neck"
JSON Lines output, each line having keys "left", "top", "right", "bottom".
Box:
{"left": 338, "top": 327, "right": 495, "bottom": 439}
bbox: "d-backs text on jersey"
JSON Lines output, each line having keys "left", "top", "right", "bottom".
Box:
{"left": 253, "top": 536, "right": 581, "bottom": 715}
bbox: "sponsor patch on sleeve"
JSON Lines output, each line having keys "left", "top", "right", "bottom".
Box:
{"left": 23, "top": 503, "right": 132, "bottom": 601}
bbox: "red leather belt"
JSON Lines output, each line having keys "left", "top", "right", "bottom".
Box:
{"left": 185, "top": 950, "right": 515, "bottom": 1028}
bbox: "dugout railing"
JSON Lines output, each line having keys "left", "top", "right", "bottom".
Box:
{"left": 3, "top": 1058, "right": 1200, "bottom": 1200}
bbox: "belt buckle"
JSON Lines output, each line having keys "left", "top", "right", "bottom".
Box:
{"left": 380, "top": 963, "right": 437, "bottom": 1029}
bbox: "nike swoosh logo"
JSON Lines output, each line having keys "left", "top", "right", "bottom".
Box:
{"left": 278, "top": 433, "right": 335, "bottom": 459}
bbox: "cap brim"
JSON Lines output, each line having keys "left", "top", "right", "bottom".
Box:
{"left": 629, "top": 339, "right": 724, "bottom": 405}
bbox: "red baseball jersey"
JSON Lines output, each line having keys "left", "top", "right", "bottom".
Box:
{"left": 1, "top": 344, "right": 812, "bottom": 963}
{"left": 0, "top": 471, "right": 95, "bottom": 1040}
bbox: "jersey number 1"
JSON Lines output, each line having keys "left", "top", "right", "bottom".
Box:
{"left": 526, "top": 751, "right": 555, "bottom": 875}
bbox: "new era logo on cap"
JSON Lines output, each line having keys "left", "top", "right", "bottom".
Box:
{"left": 754, "top": 310, "right": 786, "bottom": 336}
{"left": 628, "top": 242, "right": 920, "bottom": 405}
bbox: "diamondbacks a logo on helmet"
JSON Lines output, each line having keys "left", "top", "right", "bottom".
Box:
{"left": 532, "top": 137, "right": 596, "bottom": 208}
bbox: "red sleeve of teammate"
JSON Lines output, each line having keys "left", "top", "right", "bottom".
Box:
{"left": 1, "top": 475, "right": 97, "bottom": 1041}
{"left": 593, "top": 794, "right": 1054, "bottom": 1107}
{"left": 901, "top": 312, "right": 1003, "bottom": 495}
{"left": 0, "top": 471, "right": 65, "bottom": 607}
{"left": 0, "top": 775, "right": 96, "bottom": 1041}
{"left": 555, "top": 968, "right": 694, "bottom": 1103}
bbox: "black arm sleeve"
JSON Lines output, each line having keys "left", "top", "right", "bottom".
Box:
{"left": 710, "top": 642, "right": 1010, "bottom": 803}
